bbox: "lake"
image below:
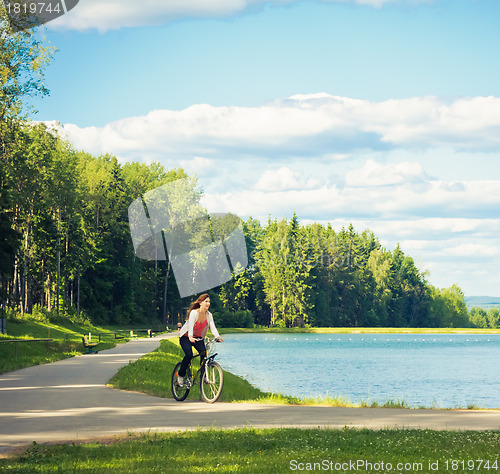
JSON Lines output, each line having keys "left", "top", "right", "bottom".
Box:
{"left": 214, "top": 333, "right": 500, "bottom": 408}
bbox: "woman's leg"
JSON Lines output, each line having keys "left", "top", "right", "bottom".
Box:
{"left": 178, "top": 336, "right": 193, "bottom": 377}
{"left": 193, "top": 338, "right": 207, "bottom": 366}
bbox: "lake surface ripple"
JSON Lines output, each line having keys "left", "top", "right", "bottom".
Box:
{"left": 215, "top": 333, "right": 500, "bottom": 408}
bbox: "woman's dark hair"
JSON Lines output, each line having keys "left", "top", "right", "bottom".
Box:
{"left": 185, "top": 293, "right": 210, "bottom": 320}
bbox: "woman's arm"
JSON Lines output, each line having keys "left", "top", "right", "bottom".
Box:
{"left": 208, "top": 312, "right": 222, "bottom": 341}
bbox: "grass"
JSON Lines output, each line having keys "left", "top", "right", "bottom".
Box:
{"left": 0, "top": 317, "right": 156, "bottom": 375}
{"left": 108, "top": 338, "right": 267, "bottom": 403}
{"left": 1, "top": 428, "right": 499, "bottom": 472}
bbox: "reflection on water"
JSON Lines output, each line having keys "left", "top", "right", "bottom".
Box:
{"left": 215, "top": 333, "right": 500, "bottom": 408}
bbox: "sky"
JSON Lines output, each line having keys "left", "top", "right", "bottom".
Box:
{"left": 29, "top": 0, "right": 500, "bottom": 297}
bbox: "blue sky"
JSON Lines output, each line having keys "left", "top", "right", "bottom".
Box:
{"left": 36, "top": 0, "right": 500, "bottom": 126}
{"left": 31, "top": 0, "right": 500, "bottom": 296}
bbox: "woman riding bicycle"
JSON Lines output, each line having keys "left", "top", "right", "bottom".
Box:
{"left": 177, "top": 293, "right": 223, "bottom": 387}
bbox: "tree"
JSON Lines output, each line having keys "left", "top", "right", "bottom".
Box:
{"left": 122, "top": 161, "right": 183, "bottom": 322}
{"left": 241, "top": 217, "right": 266, "bottom": 324}
{"left": 253, "top": 215, "right": 313, "bottom": 327}
{"left": 219, "top": 268, "right": 252, "bottom": 312}
{"left": 0, "top": 172, "right": 20, "bottom": 307}
{"left": 387, "top": 244, "right": 431, "bottom": 327}
{"left": 430, "top": 284, "right": 469, "bottom": 328}
{"left": 1, "top": 8, "right": 54, "bottom": 153}
{"left": 487, "top": 308, "right": 500, "bottom": 329}
{"left": 469, "top": 307, "right": 488, "bottom": 328}
{"left": 1, "top": 8, "right": 54, "bottom": 313}
{"left": 3, "top": 123, "right": 70, "bottom": 314}
{"left": 366, "top": 248, "right": 393, "bottom": 326}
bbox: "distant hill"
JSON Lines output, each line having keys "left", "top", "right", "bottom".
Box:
{"left": 465, "top": 296, "right": 500, "bottom": 310}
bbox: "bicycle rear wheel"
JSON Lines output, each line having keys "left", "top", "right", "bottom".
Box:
{"left": 171, "top": 362, "right": 191, "bottom": 401}
{"left": 200, "top": 361, "right": 224, "bottom": 403}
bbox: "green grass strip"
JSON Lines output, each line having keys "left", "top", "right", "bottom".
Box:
{"left": 108, "top": 338, "right": 266, "bottom": 403}
{"left": 1, "top": 428, "right": 499, "bottom": 472}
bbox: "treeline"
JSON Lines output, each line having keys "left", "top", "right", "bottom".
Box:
{"left": 0, "top": 122, "right": 496, "bottom": 329}
{"left": 469, "top": 308, "right": 500, "bottom": 329}
{"left": 220, "top": 216, "right": 495, "bottom": 328}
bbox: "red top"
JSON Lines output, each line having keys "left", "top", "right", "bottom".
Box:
{"left": 193, "top": 319, "right": 208, "bottom": 338}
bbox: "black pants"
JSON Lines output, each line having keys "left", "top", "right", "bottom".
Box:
{"left": 178, "top": 336, "right": 206, "bottom": 377}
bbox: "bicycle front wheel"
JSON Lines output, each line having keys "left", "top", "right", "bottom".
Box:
{"left": 171, "top": 362, "right": 190, "bottom": 401}
{"left": 200, "top": 361, "right": 224, "bottom": 403}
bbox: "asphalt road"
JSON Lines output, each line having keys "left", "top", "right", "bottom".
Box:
{"left": 1, "top": 333, "right": 499, "bottom": 457}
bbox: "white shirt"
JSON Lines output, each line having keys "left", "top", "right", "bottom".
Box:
{"left": 179, "top": 310, "right": 220, "bottom": 340}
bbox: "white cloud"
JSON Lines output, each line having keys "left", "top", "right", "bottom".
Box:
{"left": 59, "top": 94, "right": 500, "bottom": 163}
{"left": 254, "top": 167, "right": 321, "bottom": 191}
{"left": 443, "top": 244, "right": 500, "bottom": 258}
{"left": 345, "top": 160, "right": 427, "bottom": 187}
{"left": 179, "top": 157, "right": 216, "bottom": 177}
{"left": 195, "top": 154, "right": 500, "bottom": 221}
{"left": 368, "top": 96, "right": 500, "bottom": 149}
{"left": 322, "top": 153, "right": 352, "bottom": 161}
{"left": 350, "top": 0, "right": 433, "bottom": 7}
{"left": 49, "top": 0, "right": 433, "bottom": 31}
{"left": 51, "top": 0, "right": 257, "bottom": 32}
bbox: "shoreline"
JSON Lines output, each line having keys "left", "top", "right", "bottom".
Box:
{"left": 220, "top": 327, "right": 500, "bottom": 335}
{"left": 110, "top": 338, "right": 500, "bottom": 412}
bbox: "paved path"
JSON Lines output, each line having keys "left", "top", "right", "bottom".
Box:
{"left": 1, "top": 333, "right": 499, "bottom": 457}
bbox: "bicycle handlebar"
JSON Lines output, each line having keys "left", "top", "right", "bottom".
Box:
{"left": 193, "top": 337, "right": 222, "bottom": 342}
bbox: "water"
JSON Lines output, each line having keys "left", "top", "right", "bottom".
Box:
{"left": 214, "top": 333, "right": 500, "bottom": 408}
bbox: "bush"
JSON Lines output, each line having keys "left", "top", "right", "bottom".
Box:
{"left": 30, "top": 305, "right": 51, "bottom": 322}
{"left": 17, "top": 305, "right": 91, "bottom": 326}
{"left": 214, "top": 309, "right": 254, "bottom": 328}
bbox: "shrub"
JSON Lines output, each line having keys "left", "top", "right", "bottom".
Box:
{"left": 214, "top": 309, "right": 254, "bottom": 328}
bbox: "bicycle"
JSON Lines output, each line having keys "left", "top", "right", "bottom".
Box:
{"left": 171, "top": 337, "right": 224, "bottom": 403}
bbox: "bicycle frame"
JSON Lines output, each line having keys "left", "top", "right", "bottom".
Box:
{"left": 172, "top": 336, "right": 224, "bottom": 402}
{"left": 184, "top": 338, "right": 218, "bottom": 389}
